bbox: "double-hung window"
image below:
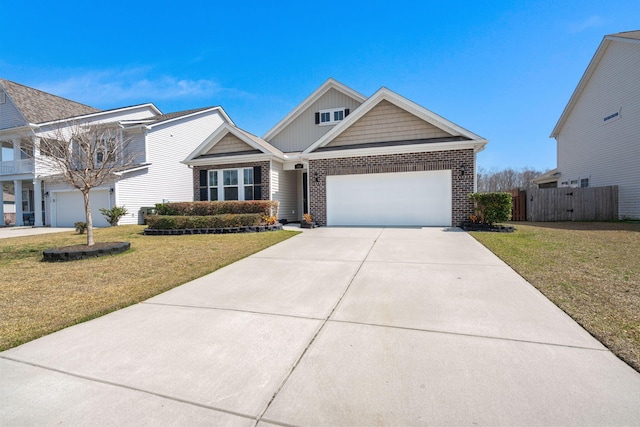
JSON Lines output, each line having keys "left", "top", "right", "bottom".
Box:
{"left": 243, "top": 168, "right": 255, "bottom": 200}
{"left": 223, "top": 169, "right": 239, "bottom": 200}
{"left": 208, "top": 171, "right": 219, "bottom": 200}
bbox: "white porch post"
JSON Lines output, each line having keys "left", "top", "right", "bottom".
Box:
{"left": 33, "top": 180, "right": 43, "bottom": 227}
{"left": 0, "top": 181, "right": 4, "bottom": 226}
{"left": 14, "top": 180, "right": 23, "bottom": 226}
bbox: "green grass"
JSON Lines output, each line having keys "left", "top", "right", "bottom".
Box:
{"left": 0, "top": 225, "right": 298, "bottom": 351}
{"left": 471, "top": 221, "right": 640, "bottom": 372}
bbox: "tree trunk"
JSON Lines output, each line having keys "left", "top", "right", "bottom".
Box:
{"left": 82, "top": 189, "right": 94, "bottom": 246}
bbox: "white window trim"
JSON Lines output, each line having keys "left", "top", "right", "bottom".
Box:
{"left": 208, "top": 167, "right": 255, "bottom": 201}
{"left": 318, "top": 107, "right": 347, "bottom": 126}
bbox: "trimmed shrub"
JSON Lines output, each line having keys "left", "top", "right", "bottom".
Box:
{"left": 99, "top": 205, "right": 129, "bottom": 226}
{"left": 469, "top": 192, "right": 512, "bottom": 225}
{"left": 155, "top": 201, "right": 278, "bottom": 217}
{"left": 146, "top": 214, "right": 263, "bottom": 230}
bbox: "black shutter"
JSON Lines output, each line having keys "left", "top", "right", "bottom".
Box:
{"left": 253, "top": 166, "right": 262, "bottom": 184}
{"left": 315, "top": 112, "right": 320, "bottom": 124}
{"left": 199, "top": 170, "right": 208, "bottom": 187}
{"left": 254, "top": 186, "right": 262, "bottom": 200}
{"left": 344, "top": 108, "right": 350, "bottom": 117}
{"left": 200, "top": 188, "right": 208, "bottom": 201}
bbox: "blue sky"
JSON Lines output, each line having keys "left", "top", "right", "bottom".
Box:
{"left": 2, "top": 0, "right": 639, "bottom": 171}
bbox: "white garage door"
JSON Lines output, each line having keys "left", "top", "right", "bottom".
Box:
{"left": 53, "top": 190, "right": 111, "bottom": 227}
{"left": 326, "top": 170, "right": 452, "bottom": 226}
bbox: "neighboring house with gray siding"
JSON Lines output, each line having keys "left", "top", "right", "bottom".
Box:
{"left": 185, "top": 79, "right": 488, "bottom": 227}
{"left": 542, "top": 30, "right": 640, "bottom": 219}
{"left": 0, "top": 79, "right": 230, "bottom": 226}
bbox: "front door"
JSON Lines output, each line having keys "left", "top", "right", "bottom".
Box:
{"left": 302, "top": 172, "right": 309, "bottom": 215}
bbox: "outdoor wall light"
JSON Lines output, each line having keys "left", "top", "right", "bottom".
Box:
{"left": 109, "top": 188, "right": 114, "bottom": 194}
{"left": 460, "top": 163, "right": 467, "bottom": 176}
{"left": 313, "top": 172, "right": 319, "bottom": 182}
{"left": 44, "top": 191, "right": 49, "bottom": 197}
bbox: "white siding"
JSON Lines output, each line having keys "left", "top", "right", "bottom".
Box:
{"left": 0, "top": 94, "right": 27, "bottom": 130}
{"left": 268, "top": 88, "right": 363, "bottom": 153}
{"left": 271, "top": 161, "right": 301, "bottom": 222}
{"left": 557, "top": 40, "right": 640, "bottom": 218}
{"left": 116, "top": 110, "right": 226, "bottom": 224}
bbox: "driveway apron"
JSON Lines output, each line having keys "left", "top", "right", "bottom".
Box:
{"left": 1, "top": 227, "right": 639, "bottom": 426}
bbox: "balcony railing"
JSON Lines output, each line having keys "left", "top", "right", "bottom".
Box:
{"left": 0, "top": 159, "right": 35, "bottom": 176}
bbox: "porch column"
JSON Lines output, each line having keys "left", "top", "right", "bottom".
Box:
{"left": 13, "top": 138, "right": 21, "bottom": 161}
{"left": 0, "top": 181, "right": 4, "bottom": 226}
{"left": 33, "top": 180, "right": 43, "bottom": 227}
{"left": 14, "top": 180, "right": 23, "bottom": 226}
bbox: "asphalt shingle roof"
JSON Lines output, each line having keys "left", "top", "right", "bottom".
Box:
{"left": 0, "top": 79, "right": 100, "bottom": 125}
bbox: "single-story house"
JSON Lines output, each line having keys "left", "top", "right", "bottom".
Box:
{"left": 184, "top": 79, "right": 488, "bottom": 227}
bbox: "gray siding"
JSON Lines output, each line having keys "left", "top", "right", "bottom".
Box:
{"left": 326, "top": 100, "right": 452, "bottom": 147}
{"left": 557, "top": 40, "right": 640, "bottom": 219}
{"left": 0, "top": 94, "right": 27, "bottom": 130}
{"left": 268, "top": 88, "right": 363, "bottom": 153}
{"left": 271, "top": 161, "right": 301, "bottom": 222}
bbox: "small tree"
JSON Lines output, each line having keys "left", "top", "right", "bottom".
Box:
{"left": 27, "top": 122, "right": 138, "bottom": 246}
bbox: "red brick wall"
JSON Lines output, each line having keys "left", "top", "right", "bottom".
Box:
{"left": 192, "top": 161, "right": 271, "bottom": 201}
{"left": 309, "top": 149, "right": 475, "bottom": 226}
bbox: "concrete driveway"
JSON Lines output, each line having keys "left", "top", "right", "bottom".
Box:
{"left": 0, "top": 226, "right": 75, "bottom": 239}
{"left": 1, "top": 227, "right": 639, "bottom": 426}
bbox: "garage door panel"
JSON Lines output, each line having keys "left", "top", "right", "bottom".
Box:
{"left": 54, "top": 190, "right": 110, "bottom": 228}
{"left": 326, "top": 170, "right": 451, "bottom": 227}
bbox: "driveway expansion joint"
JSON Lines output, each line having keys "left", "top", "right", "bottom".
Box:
{"left": 0, "top": 355, "right": 257, "bottom": 422}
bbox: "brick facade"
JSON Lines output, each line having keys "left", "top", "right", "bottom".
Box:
{"left": 309, "top": 149, "right": 475, "bottom": 226}
{"left": 192, "top": 161, "right": 271, "bottom": 201}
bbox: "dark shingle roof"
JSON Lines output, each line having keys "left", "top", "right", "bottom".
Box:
{"left": 0, "top": 79, "right": 100, "bottom": 124}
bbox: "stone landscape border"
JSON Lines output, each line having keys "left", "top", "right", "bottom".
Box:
{"left": 43, "top": 242, "right": 131, "bottom": 262}
{"left": 143, "top": 224, "right": 283, "bottom": 236}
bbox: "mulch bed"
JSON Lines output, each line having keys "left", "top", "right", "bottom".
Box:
{"left": 43, "top": 242, "right": 131, "bottom": 262}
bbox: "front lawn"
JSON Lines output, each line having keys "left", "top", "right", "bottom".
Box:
{"left": 0, "top": 225, "right": 298, "bottom": 351}
{"left": 470, "top": 221, "right": 640, "bottom": 372}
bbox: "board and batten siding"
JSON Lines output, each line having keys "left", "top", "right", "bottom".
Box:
{"left": 205, "top": 133, "right": 256, "bottom": 155}
{"left": 0, "top": 93, "right": 27, "bottom": 130}
{"left": 268, "top": 88, "right": 363, "bottom": 153}
{"left": 326, "top": 100, "right": 452, "bottom": 148}
{"left": 270, "top": 161, "right": 301, "bottom": 222}
{"left": 557, "top": 40, "right": 640, "bottom": 219}
{"left": 116, "top": 111, "right": 226, "bottom": 224}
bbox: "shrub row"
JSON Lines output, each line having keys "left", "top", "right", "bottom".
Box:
{"left": 155, "top": 201, "right": 279, "bottom": 217}
{"left": 146, "top": 214, "right": 263, "bottom": 230}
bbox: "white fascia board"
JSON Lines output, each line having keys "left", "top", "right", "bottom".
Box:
{"left": 304, "top": 88, "right": 486, "bottom": 154}
{"left": 183, "top": 153, "right": 279, "bottom": 167}
{"left": 262, "top": 78, "right": 367, "bottom": 141}
{"left": 550, "top": 38, "right": 612, "bottom": 137}
{"left": 183, "top": 124, "right": 283, "bottom": 163}
{"left": 303, "top": 140, "right": 488, "bottom": 161}
{"left": 35, "top": 103, "right": 162, "bottom": 127}
{"left": 147, "top": 106, "right": 235, "bottom": 129}
{"left": 114, "top": 164, "right": 151, "bottom": 176}
{"left": 0, "top": 125, "right": 37, "bottom": 138}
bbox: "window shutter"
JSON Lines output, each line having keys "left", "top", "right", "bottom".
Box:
{"left": 315, "top": 112, "right": 320, "bottom": 124}
{"left": 199, "top": 188, "right": 208, "bottom": 201}
{"left": 344, "top": 108, "right": 350, "bottom": 117}
{"left": 199, "top": 170, "right": 208, "bottom": 187}
{"left": 254, "top": 185, "right": 262, "bottom": 200}
{"left": 253, "top": 166, "right": 262, "bottom": 184}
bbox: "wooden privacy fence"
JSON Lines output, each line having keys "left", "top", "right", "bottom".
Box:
{"left": 526, "top": 186, "right": 618, "bottom": 222}
{"left": 510, "top": 189, "right": 527, "bottom": 221}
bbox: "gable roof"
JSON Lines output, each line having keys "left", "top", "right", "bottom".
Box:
{"left": 262, "top": 78, "right": 367, "bottom": 141}
{"left": 120, "top": 106, "right": 234, "bottom": 128}
{"left": 0, "top": 78, "right": 100, "bottom": 125}
{"left": 184, "top": 123, "right": 284, "bottom": 164}
{"left": 551, "top": 30, "right": 640, "bottom": 137}
{"left": 303, "top": 87, "right": 487, "bottom": 154}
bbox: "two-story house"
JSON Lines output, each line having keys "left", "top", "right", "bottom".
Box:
{"left": 184, "top": 79, "right": 487, "bottom": 227}
{"left": 0, "top": 79, "right": 230, "bottom": 227}
{"left": 539, "top": 30, "right": 640, "bottom": 219}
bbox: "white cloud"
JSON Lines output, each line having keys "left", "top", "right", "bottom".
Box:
{"left": 568, "top": 15, "right": 606, "bottom": 34}
{"left": 36, "top": 68, "right": 250, "bottom": 108}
